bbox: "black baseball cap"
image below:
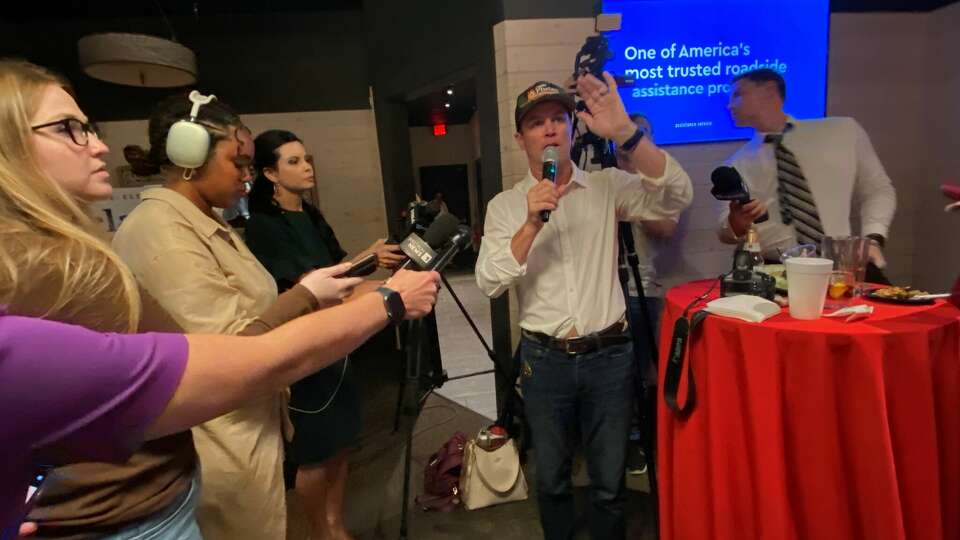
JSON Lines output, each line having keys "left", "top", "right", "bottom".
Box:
{"left": 514, "top": 81, "right": 576, "bottom": 131}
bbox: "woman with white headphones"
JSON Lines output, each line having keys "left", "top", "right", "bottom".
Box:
{"left": 111, "top": 91, "right": 346, "bottom": 540}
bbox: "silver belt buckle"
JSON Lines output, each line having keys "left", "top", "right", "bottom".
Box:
{"left": 564, "top": 336, "right": 588, "bottom": 354}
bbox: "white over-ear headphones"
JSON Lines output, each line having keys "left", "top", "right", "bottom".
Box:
{"left": 166, "top": 90, "right": 217, "bottom": 174}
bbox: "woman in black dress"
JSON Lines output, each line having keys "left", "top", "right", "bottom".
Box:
{"left": 245, "top": 130, "right": 403, "bottom": 539}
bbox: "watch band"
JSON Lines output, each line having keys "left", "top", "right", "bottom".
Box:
{"left": 619, "top": 126, "right": 645, "bottom": 153}
{"left": 376, "top": 286, "right": 405, "bottom": 325}
{"left": 865, "top": 233, "right": 885, "bottom": 248}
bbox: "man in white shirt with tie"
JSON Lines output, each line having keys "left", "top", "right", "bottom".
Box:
{"left": 476, "top": 74, "right": 692, "bottom": 540}
{"left": 719, "top": 69, "right": 896, "bottom": 283}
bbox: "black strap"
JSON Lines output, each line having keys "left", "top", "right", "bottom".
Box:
{"left": 663, "top": 309, "right": 710, "bottom": 417}
{"left": 619, "top": 126, "right": 646, "bottom": 152}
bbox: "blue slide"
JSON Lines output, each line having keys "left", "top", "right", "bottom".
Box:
{"left": 602, "top": 0, "right": 829, "bottom": 145}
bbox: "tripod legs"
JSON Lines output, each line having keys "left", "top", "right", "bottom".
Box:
{"left": 398, "top": 402, "right": 416, "bottom": 540}
{"left": 393, "top": 276, "right": 515, "bottom": 539}
{"left": 397, "top": 320, "right": 424, "bottom": 540}
{"left": 637, "top": 382, "right": 659, "bottom": 536}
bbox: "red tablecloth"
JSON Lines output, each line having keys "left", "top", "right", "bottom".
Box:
{"left": 657, "top": 280, "right": 960, "bottom": 540}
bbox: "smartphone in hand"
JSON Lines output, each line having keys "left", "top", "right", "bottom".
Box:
{"left": 338, "top": 253, "right": 378, "bottom": 278}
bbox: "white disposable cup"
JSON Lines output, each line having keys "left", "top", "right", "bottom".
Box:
{"left": 785, "top": 257, "right": 834, "bottom": 320}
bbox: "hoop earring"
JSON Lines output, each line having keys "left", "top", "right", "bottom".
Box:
{"left": 182, "top": 168, "right": 195, "bottom": 181}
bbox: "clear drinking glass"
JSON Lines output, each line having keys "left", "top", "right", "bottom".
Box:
{"left": 825, "top": 270, "right": 856, "bottom": 309}
{"left": 820, "top": 236, "right": 870, "bottom": 297}
{"left": 779, "top": 244, "right": 819, "bottom": 263}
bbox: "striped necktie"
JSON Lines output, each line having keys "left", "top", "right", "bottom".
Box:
{"left": 764, "top": 127, "right": 824, "bottom": 246}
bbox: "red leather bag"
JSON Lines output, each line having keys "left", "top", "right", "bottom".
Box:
{"left": 416, "top": 431, "right": 467, "bottom": 512}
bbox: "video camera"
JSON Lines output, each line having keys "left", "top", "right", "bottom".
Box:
{"left": 570, "top": 35, "right": 638, "bottom": 170}
{"left": 573, "top": 35, "right": 636, "bottom": 89}
{"left": 721, "top": 247, "right": 777, "bottom": 300}
{"left": 399, "top": 198, "right": 441, "bottom": 239}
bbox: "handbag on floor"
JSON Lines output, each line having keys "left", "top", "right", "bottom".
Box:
{"left": 459, "top": 427, "right": 529, "bottom": 510}
{"left": 416, "top": 431, "right": 466, "bottom": 512}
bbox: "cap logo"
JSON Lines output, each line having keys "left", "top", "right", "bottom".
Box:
{"left": 527, "top": 83, "right": 560, "bottom": 102}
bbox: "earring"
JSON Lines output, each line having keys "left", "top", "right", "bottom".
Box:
{"left": 182, "top": 168, "right": 195, "bottom": 181}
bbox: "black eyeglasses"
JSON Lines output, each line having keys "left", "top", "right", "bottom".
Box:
{"left": 31, "top": 118, "right": 101, "bottom": 146}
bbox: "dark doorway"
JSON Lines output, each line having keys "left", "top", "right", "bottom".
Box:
{"left": 419, "top": 164, "right": 470, "bottom": 226}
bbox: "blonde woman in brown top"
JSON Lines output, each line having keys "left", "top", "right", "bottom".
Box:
{"left": 0, "top": 59, "right": 203, "bottom": 540}
{"left": 0, "top": 60, "right": 437, "bottom": 540}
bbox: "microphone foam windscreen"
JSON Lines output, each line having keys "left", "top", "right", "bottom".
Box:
{"left": 710, "top": 166, "right": 749, "bottom": 200}
{"left": 422, "top": 213, "right": 462, "bottom": 248}
{"left": 710, "top": 166, "right": 740, "bottom": 189}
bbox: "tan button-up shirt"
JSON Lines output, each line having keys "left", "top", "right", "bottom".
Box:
{"left": 113, "top": 187, "right": 287, "bottom": 540}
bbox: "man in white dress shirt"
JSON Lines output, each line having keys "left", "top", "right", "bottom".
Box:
{"left": 476, "top": 74, "right": 692, "bottom": 539}
{"left": 719, "top": 69, "right": 896, "bottom": 283}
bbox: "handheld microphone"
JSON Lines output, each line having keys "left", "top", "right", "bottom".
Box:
{"left": 426, "top": 225, "right": 472, "bottom": 273}
{"left": 539, "top": 146, "right": 559, "bottom": 223}
{"left": 399, "top": 235, "right": 436, "bottom": 269}
{"left": 710, "top": 166, "right": 769, "bottom": 224}
{"left": 398, "top": 213, "right": 461, "bottom": 269}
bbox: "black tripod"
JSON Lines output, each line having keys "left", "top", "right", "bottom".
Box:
{"left": 617, "top": 223, "right": 660, "bottom": 535}
{"left": 394, "top": 272, "right": 516, "bottom": 540}
{"left": 573, "top": 113, "right": 660, "bottom": 536}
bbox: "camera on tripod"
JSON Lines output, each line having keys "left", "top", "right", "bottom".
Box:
{"left": 573, "top": 35, "right": 636, "bottom": 89}
{"left": 570, "top": 34, "right": 638, "bottom": 169}
{"left": 399, "top": 198, "right": 441, "bottom": 239}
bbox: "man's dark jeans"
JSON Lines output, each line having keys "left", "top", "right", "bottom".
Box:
{"left": 520, "top": 337, "right": 635, "bottom": 540}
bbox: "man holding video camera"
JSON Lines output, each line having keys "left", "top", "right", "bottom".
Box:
{"left": 476, "top": 73, "right": 691, "bottom": 539}
{"left": 719, "top": 68, "right": 897, "bottom": 282}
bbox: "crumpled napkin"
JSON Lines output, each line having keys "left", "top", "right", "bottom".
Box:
{"left": 705, "top": 295, "right": 781, "bottom": 323}
{"left": 823, "top": 304, "right": 874, "bottom": 322}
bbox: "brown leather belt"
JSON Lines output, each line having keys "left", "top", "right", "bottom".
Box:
{"left": 521, "top": 318, "right": 630, "bottom": 355}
